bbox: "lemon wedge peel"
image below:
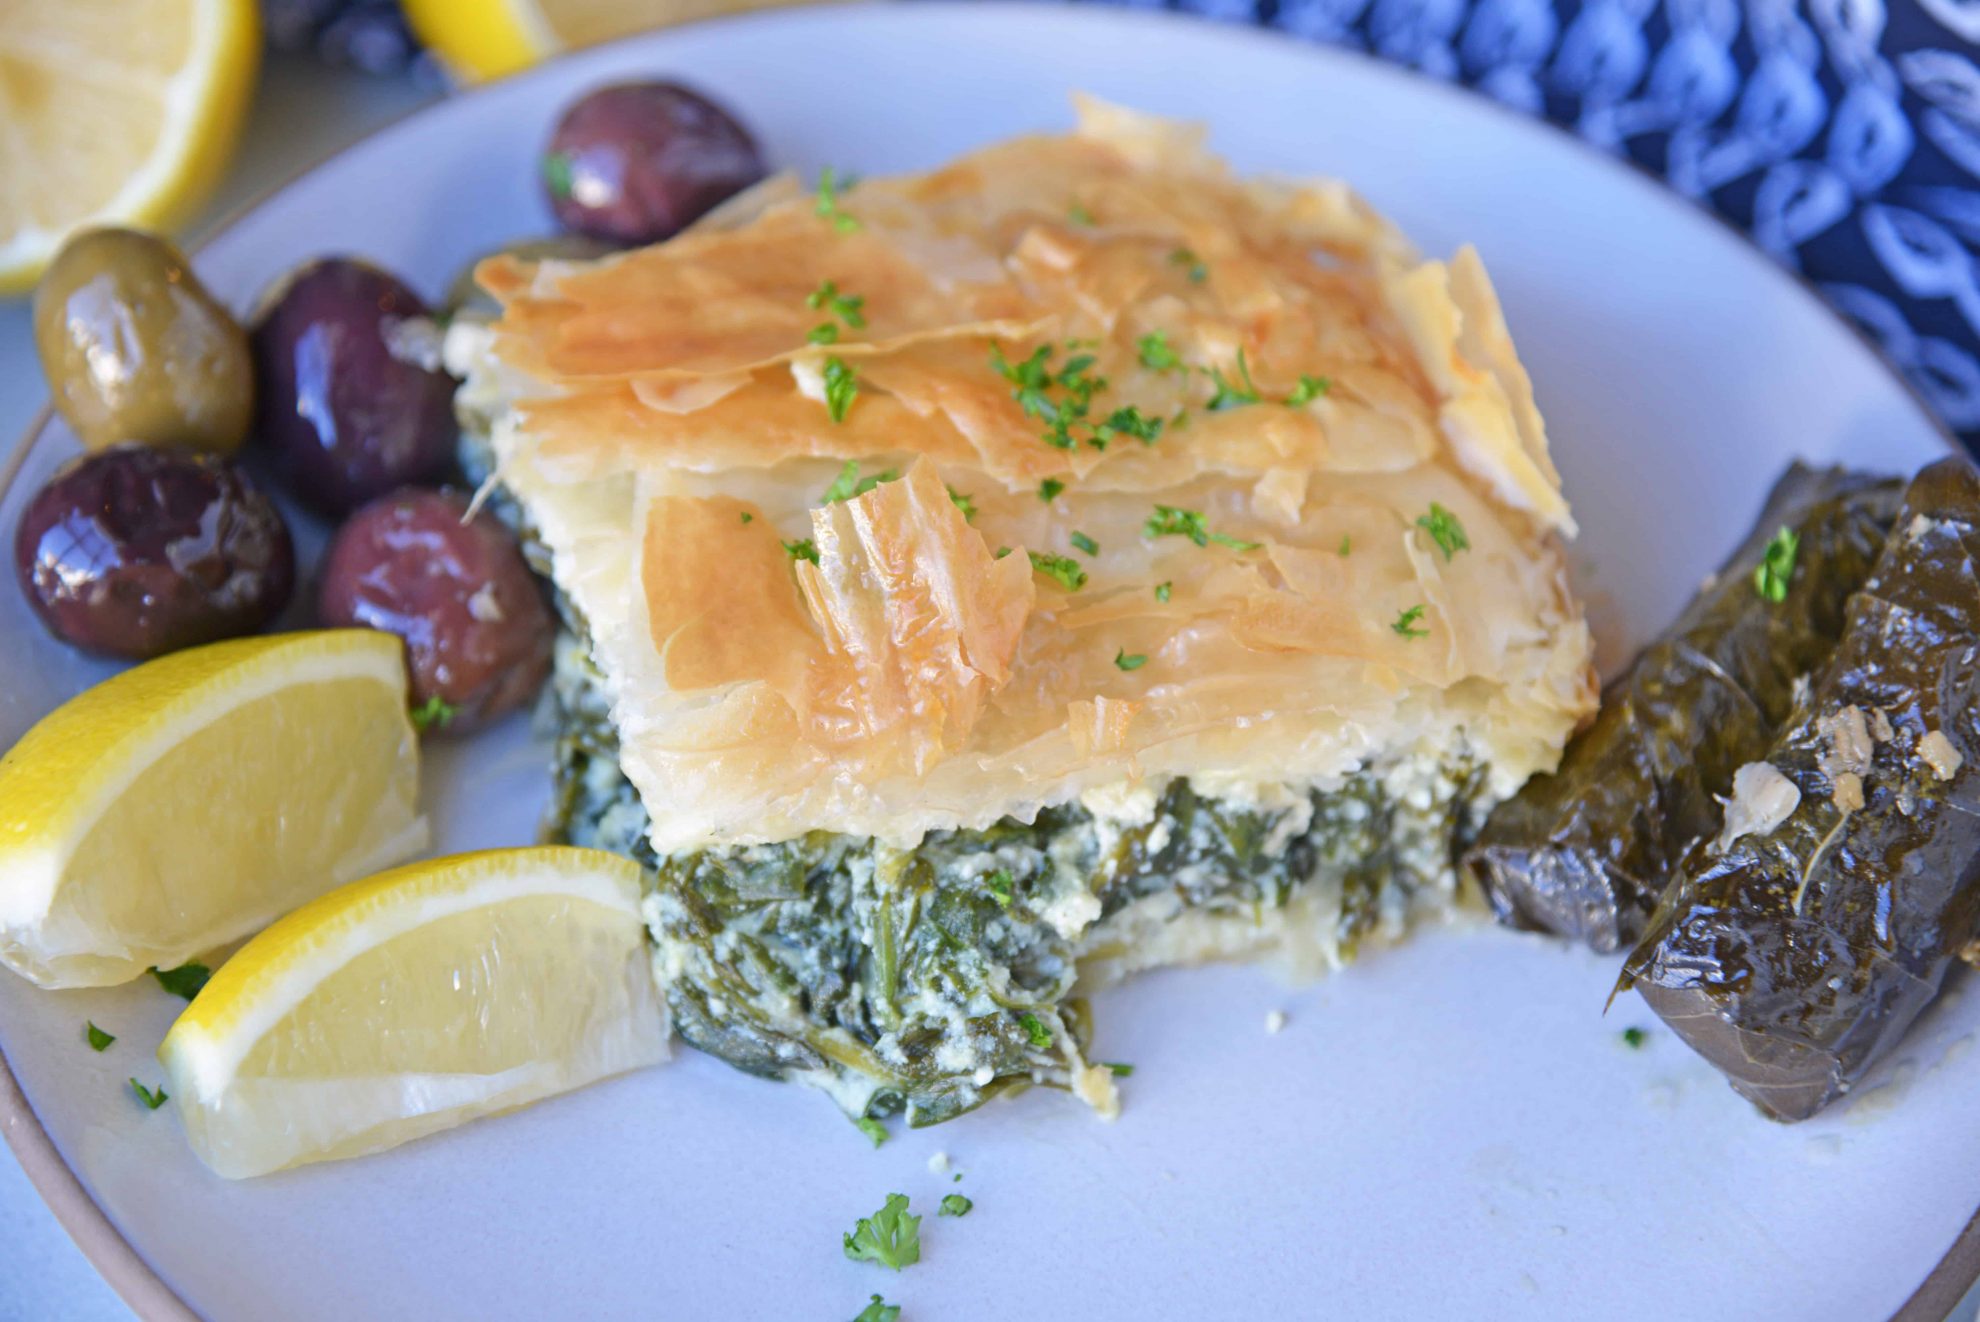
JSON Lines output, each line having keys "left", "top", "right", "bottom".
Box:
{"left": 160, "top": 847, "right": 669, "bottom": 1179}
{"left": 0, "top": 631, "right": 425, "bottom": 988}
{"left": 0, "top": 0, "right": 262, "bottom": 293}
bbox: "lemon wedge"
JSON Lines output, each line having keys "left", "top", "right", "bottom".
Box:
{"left": 160, "top": 847, "right": 668, "bottom": 1179}
{"left": 0, "top": 0, "right": 261, "bottom": 295}
{"left": 404, "top": 0, "right": 823, "bottom": 82}
{"left": 0, "top": 631, "right": 426, "bottom": 989}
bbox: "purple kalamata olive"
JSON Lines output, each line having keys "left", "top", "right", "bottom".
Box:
{"left": 542, "top": 82, "right": 766, "bottom": 244}
{"left": 251, "top": 258, "right": 456, "bottom": 517}
{"left": 14, "top": 445, "right": 294, "bottom": 659}
{"left": 316, "top": 488, "right": 553, "bottom": 734}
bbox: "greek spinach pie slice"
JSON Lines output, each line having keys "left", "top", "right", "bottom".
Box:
{"left": 444, "top": 98, "right": 1598, "bottom": 1127}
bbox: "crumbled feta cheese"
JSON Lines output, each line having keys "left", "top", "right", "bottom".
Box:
{"left": 1264, "top": 1010, "right": 1287, "bottom": 1035}
{"left": 1920, "top": 730, "right": 1964, "bottom": 782}
{"left": 1716, "top": 762, "right": 1801, "bottom": 850}
{"left": 382, "top": 315, "right": 446, "bottom": 373}
{"left": 927, "top": 1151, "right": 951, "bottom": 1174}
{"left": 1816, "top": 706, "right": 1874, "bottom": 782}
{"left": 1072, "top": 1063, "right": 1120, "bottom": 1119}
{"left": 466, "top": 582, "right": 505, "bottom": 623}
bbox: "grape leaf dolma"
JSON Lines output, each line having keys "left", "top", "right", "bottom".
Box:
{"left": 1464, "top": 464, "right": 1901, "bottom": 951}
{"left": 1619, "top": 457, "right": 1980, "bottom": 1121}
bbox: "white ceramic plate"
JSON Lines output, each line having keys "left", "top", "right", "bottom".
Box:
{"left": 2, "top": 6, "right": 1971, "bottom": 1318}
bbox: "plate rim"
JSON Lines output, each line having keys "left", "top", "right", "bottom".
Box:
{"left": 0, "top": 5, "right": 1969, "bottom": 1318}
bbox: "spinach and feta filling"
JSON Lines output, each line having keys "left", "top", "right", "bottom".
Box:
{"left": 537, "top": 601, "right": 1487, "bottom": 1125}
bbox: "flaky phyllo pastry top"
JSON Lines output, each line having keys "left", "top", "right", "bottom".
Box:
{"left": 454, "top": 97, "right": 1598, "bottom": 853}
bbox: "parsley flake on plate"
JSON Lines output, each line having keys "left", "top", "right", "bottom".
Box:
{"left": 1391, "top": 604, "right": 1429, "bottom": 639}
{"left": 740, "top": 512, "right": 754, "bottom": 525}
{"left": 814, "top": 167, "right": 861, "bottom": 232}
{"left": 1104, "top": 1061, "right": 1135, "bottom": 1077}
{"left": 852, "top": 1295, "right": 900, "bottom": 1322}
{"left": 1338, "top": 534, "right": 1351, "bottom": 557}
{"left": 410, "top": 695, "right": 457, "bottom": 734}
{"left": 1754, "top": 526, "right": 1799, "bottom": 603}
{"left": 807, "top": 322, "right": 839, "bottom": 345}
{"left": 130, "top": 1079, "right": 168, "bottom": 1110}
{"left": 947, "top": 486, "right": 977, "bottom": 521}
{"left": 940, "top": 1193, "right": 974, "bottom": 1217}
{"left": 1070, "top": 531, "right": 1099, "bottom": 556}
{"left": 855, "top": 1116, "right": 889, "bottom": 1148}
{"left": 1099, "top": 405, "right": 1163, "bottom": 447}
{"left": 1169, "top": 247, "right": 1208, "bottom": 282}
{"left": 1155, "top": 581, "right": 1171, "bottom": 602}
{"left": 540, "top": 151, "right": 574, "bottom": 201}
{"left": 843, "top": 1194, "right": 921, "bottom": 1271}
{"left": 783, "top": 538, "right": 821, "bottom": 565}
{"left": 1114, "top": 649, "right": 1149, "bottom": 672}
{"left": 1019, "top": 1011, "right": 1052, "bottom": 1048}
{"left": 1038, "top": 477, "right": 1066, "bottom": 503}
{"left": 85, "top": 1022, "right": 114, "bottom": 1052}
{"left": 1415, "top": 502, "right": 1470, "bottom": 561}
{"left": 1622, "top": 1026, "right": 1649, "bottom": 1049}
{"left": 1067, "top": 202, "right": 1095, "bottom": 226}
{"left": 1027, "top": 551, "right": 1088, "bottom": 591}
{"left": 151, "top": 962, "right": 210, "bottom": 1000}
{"left": 821, "top": 356, "right": 860, "bottom": 424}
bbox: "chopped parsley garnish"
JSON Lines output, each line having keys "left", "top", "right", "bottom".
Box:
{"left": 1142, "top": 505, "right": 1258, "bottom": 551}
{"left": 1754, "top": 526, "right": 1799, "bottom": 603}
{"left": 947, "top": 486, "right": 977, "bottom": 521}
{"left": 843, "top": 1194, "right": 921, "bottom": 1271}
{"left": 1070, "top": 531, "right": 1099, "bottom": 556}
{"left": 1622, "top": 1026, "right": 1649, "bottom": 1049}
{"left": 85, "top": 1022, "right": 114, "bottom": 1052}
{"left": 1338, "top": 534, "right": 1352, "bottom": 557}
{"left": 1204, "top": 348, "right": 1261, "bottom": 411}
{"left": 1137, "top": 331, "right": 1183, "bottom": 373}
{"left": 1285, "top": 374, "right": 1331, "bottom": 406}
{"left": 821, "top": 460, "right": 899, "bottom": 504}
{"left": 940, "top": 1193, "right": 974, "bottom": 1217}
{"left": 1068, "top": 202, "right": 1095, "bottom": 226}
{"left": 151, "top": 962, "right": 210, "bottom": 1001}
{"left": 1415, "top": 502, "right": 1470, "bottom": 560}
{"left": 1169, "top": 247, "right": 1208, "bottom": 282}
{"left": 783, "top": 538, "right": 821, "bottom": 564}
{"left": 991, "top": 341, "right": 1109, "bottom": 450}
{"left": 410, "top": 695, "right": 457, "bottom": 734}
{"left": 821, "top": 357, "right": 860, "bottom": 424}
{"left": 1170, "top": 408, "right": 1191, "bottom": 431}
{"left": 807, "top": 323, "right": 840, "bottom": 345}
{"left": 1038, "top": 477, "right": 1066, "bottom": 503}
{"left": 1391, "top": 604, "right": 1429, "bottom": 639}
{"left": 852, "top": 1296, "right": 901, "bottom": 1322}
{"left": 986, "top": 869, "right": 1014, "bottom": 909}
{"left": 540, "top": 151, "right": 574, "bottom": 200}
{"left": 1114, "top": 649, "right": 1148, "bottom": 672}
{"left": 1018, "top": 1012, "right": 1052, "bottom": 1049}
{"left": 806, "top": 279, "right": 867, "bottom": 329}
{"left": 814, "top": 167, "right": 861, "bottom": 232}
{"left": 740, "top": 511, "right": 754, "bottom": 525}
{"left": 1104, "top": 1061, "right": 1135, "bottom": 1077}
{"left": 1155, "top": 581, "right": 1171, "bottom": 602}
{"left": 1028, "top": 551, "right": 1088, "bottom": 591}
{"left": 1099, "top": 405, "right": 1163, "bottom": 447}
{"left": 130, "top": 1079, "right": 168, "bottom": 1111}
{"left": 855, "top": 1116, "right": 889, "bottom": 1148}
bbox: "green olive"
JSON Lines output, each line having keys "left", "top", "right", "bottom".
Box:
{"left": 441, "top": 234, "right": 618, "bottom": 321}
{"left": 31, "top": 227, "right": 254, "bottom": 455}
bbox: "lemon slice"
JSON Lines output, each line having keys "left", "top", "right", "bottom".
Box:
{"left": 404, "top": 0, "right": 824, "bottom": 82}
{"left": 0, "top": 0, "right": 261, "bottom": 294}
{"left": 160, "top": 847, "right": 668, "bottom": 1179}
{"left": 0, "top": 631, "right": 426, "bottom": 989}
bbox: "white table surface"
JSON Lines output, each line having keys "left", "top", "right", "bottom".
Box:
{"left": 0, "top": 55, "right": 436, "bottom": 1322}
{"left": 1, "top": 37, "right": 1977, "bottom": 1322}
